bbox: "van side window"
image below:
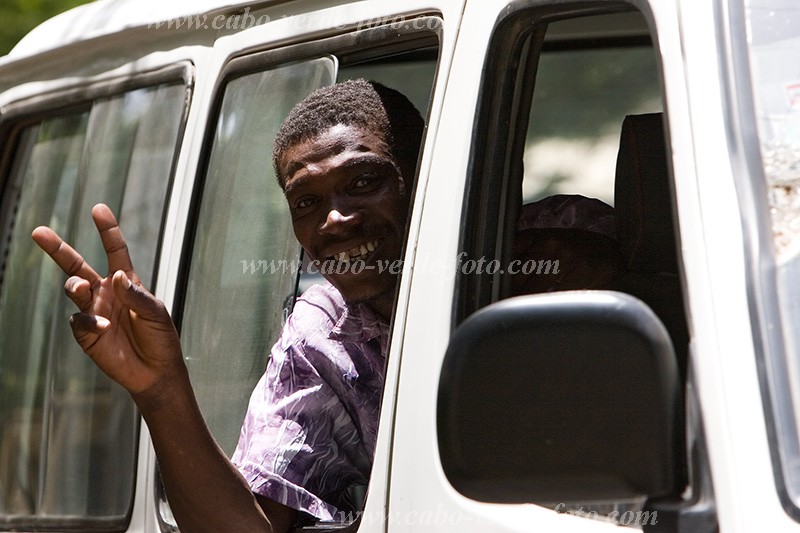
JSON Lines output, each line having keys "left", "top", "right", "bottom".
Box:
{"left": 513, "top": 17, "right": 663, "bottom": 296}
{"left": 0, "top": 81, "right": 189, "bottom": 530}
{"left": 452, "top": 5, "right": 691, "bottom": 520}
{"left": 170, "top": 27, "right": 438, "bottom": 531}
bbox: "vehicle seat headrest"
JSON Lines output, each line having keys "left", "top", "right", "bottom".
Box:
{"left": 614, "top": 113, "right": 678, "bottom": 273}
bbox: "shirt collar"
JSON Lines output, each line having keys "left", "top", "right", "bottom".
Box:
{"left": 330, "top": 300, "right": 390, "bottom": 356}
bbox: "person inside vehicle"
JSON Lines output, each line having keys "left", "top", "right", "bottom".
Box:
{"left": 510, "top": 194, "right": 620, "bottom": 295}
{"left": 31, "top": 79, "right": 423, "bottom": 533}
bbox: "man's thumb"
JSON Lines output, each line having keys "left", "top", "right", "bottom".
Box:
{"left": 112, "top": 270, "right": 164, "bottom": 320}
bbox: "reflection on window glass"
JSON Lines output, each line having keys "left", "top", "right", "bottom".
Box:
{"left": 0, "top": 82, "right": 187, "bottom": 528}
{"left": 745, "top": 0, "right": 800, "bottom": 508}
{"left": 746, "top": 0, "right": 800, "bottom": 256}
{"left": 180, "top": 57, "right": 335, "bottom": 457}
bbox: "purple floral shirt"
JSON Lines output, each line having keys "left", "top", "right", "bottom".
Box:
{"left": 231, "top": 283, "right": 389, "bottom": 521}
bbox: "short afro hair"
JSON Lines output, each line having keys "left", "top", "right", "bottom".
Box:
{"left": 273, "top": 79, "right": 424, "bottom": 187}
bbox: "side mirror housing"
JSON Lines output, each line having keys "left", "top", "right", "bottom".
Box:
{"left": 437, "top": 291, "right": 680, "bottom": 504}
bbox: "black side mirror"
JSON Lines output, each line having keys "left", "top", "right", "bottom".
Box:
{"left": 437, "top": 291, "right": 680, "bottom": 504}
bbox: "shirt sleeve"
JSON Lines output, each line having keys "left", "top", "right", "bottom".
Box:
{"left": 231, "top": 322, "right": 369, "bottom": 521}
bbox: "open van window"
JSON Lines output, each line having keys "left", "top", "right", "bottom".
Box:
{"left": 169, "top": 22, "right": 439, "bottom": 533}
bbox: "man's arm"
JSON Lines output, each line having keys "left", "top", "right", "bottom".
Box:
{"left": 32, "top": 204, "right": 296, "bottom": 533}
{"left": 134, "top": 363, "right": 297, "bottom": 532}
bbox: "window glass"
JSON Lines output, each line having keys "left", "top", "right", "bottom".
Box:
{"left": 746, "top": 0, "right": 800, "bottom": 254}
{"left": 743, "top": 0, "right": 800, "bottom": 507}
{"left": 180, "top": 57, "right": 336, "bottom": 457}
{"left": 0, "top": 81, "right": 188, "bottom": 528}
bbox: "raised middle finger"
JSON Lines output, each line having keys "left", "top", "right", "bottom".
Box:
{"left": 92, "top": 203, "right": 137, "bottom": 279}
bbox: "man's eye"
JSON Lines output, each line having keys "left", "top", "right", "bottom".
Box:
{"left": 295, "top": 197, "right": 318, "bottom": 209}
{"left": 352, "top": 174, "right": 380, "bottom": 189}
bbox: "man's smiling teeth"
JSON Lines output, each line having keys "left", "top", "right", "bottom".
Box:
{"left": 336, "top": 240, "right": 378, "bottom": 262}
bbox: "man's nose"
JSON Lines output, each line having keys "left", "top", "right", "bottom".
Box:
{"left": 319, "top": 207, "right": 362, "bottom": 235}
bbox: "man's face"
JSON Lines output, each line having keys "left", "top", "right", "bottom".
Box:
{"left": 280, "top": 124, "right": 410, "bottom": 318}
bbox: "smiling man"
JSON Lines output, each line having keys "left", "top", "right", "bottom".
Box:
{"left": 281, "top": 121, "right": 407, "bottom": 316}
{"left": 232, "top": 80, "right": 424, "bottom": 524}
{"left": 31, "top": 79, "right": 424, "bottom": 532}
{"left": 275, "top": 80, "right": 422, "bottom": 318}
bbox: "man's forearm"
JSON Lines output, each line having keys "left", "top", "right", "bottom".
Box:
{"left": 133, "top": 365, "right": 277, "bottom": 533}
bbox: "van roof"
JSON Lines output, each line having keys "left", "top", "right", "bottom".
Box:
{"left": 7, "top": 0, "right": 345, "bottom": 59}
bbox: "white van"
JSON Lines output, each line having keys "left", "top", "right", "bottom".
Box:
{"left": 1, "top": 0, "right": 799, "bottom": 531}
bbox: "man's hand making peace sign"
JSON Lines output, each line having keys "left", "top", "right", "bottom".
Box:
{"left": 31, "top": 203, "right": 183, "bottom": 399}
{"left": 31, "top": 203, "right": 293, "bottom": 532}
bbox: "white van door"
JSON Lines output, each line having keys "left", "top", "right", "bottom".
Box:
{"left": 390, "top": 0, "right": 705, "bottom": 531}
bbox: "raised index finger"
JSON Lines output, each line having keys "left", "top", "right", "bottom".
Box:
{"left": 31, "top": 226, "right": 102, "bottom": 286}
{"left": 92, "top": 204, "right": 135, "bottom": 276}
